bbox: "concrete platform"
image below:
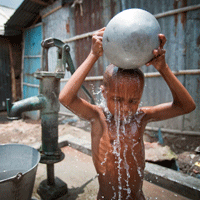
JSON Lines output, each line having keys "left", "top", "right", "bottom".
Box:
{"left": 32, "top": 146, "right": 189, "bottom": 200}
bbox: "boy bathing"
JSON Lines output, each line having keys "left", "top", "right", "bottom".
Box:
{"left": 59, "top": 28, "right": 196, "bottom": 199}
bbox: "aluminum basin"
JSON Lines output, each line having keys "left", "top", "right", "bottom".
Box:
{"left": 0, "top": 143, "right": 40, "bottom": 200}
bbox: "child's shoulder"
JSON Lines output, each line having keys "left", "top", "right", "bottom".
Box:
{"left": 134, "top": 107, "right": 148, "bottom": 123}
{"left": 136, "top": 108, "right": 146, "bottom": 116}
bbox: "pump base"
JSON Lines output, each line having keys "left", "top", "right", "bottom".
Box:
{"left": 37, "top": 177, "right": 68, "bottom": 200}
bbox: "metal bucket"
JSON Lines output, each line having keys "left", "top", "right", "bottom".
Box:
{"left": 0, "top": 144, "right": 40, "bottom": 200}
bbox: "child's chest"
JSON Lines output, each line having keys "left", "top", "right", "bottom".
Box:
{"left": 98, "top": 120, "right": 145, "bottom": 163}
{"left": 91, "top": 111, "right": 146, "bottom": 173}
{"left": 107, "top": 119, "right": 143, "bottom": 144}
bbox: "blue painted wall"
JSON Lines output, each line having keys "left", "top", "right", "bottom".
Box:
{"left": 23, "top": 24, "right": 42, "bottom": 119}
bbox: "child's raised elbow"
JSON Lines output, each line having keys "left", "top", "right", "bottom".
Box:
{"left": 59, "top": 92, "right": 67, "bottom": 106}
{"left": 184, "top": 101, "right": 196, "bottom": 114}
{"left": 59, "top": 91, "right": 75, "bottom": 108}
{"left": 189, "top": 102, "right": 196, "bottom": 113}
{"left": 59, "top": 94, "right": 64, "bottom": 105}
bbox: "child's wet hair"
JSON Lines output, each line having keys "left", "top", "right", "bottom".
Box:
{"left": 103, "top": 64, "right": 145, "bottom": 88}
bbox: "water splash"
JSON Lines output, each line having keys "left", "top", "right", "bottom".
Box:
{"left": 90, "top": 84, "right": 102, "bottom": 96}
{"left": 123, "top": 143, "right": 131, "bottom": 199}
{"left": 112, "top": 101, "right": 123, "bottom": 200}
{"left": 90, "top": 84, "right": 103, "bottom": 105}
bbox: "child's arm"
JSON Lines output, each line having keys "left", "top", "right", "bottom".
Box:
{"left": 59, "top": 28, "right": 105, "bottom": 121}
{"left": 142, "top": 34, "right": 196, "bottom": 122}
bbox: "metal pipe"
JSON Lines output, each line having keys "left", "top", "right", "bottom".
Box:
{"left": 41, "top": 113, "right": 59, "bottom": 154}
{"left": 47, "top": 164, "right": 55, "bottom": 186}
{"left": 23, "top": 82, "right": 39, "bottom": 88}
{"left": 144, "top": 69, "right": 200, "bottom": 78}
{"left": 64, "top": 30, "right": 95, "bottom": 43}
{"left": 60, "top": 69, "right": 200, "bottom": 82}
{"left": 121, "top": 0, "right": 126, "bottom": 11}
{"left": 154, "top": 4, "right": 200, "bottom": 19}
{"left": 6, "top": 95, "right": 47, "bottom": 120}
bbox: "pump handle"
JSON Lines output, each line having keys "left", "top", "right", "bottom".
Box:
{"left": 41, "top": 38, "right": 65, "bottom": 49}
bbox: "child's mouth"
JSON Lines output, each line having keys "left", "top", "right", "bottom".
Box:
{"left": 116, "top": 112, "right": 133, "bottom": 121}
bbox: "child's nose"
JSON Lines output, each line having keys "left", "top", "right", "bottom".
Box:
{"left": 122, "top": 103, "right": 129, "bottom": 112}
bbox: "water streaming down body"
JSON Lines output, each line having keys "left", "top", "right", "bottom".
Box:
{"left": 93, "top": 79, "right": 145, "bottom": 199}
{"left": 114, "top": 102, "right": 123, "bottom": 199}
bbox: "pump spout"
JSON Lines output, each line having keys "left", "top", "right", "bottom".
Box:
{"left": 6, "top": 95, "right": 47, "bottom": 120}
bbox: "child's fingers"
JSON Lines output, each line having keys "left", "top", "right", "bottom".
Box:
{"left": 98, "top": 27, "right": 106, "bottom": 34}
{"left": 97, "top": 35, "right": 103, "bottom": 41}
{"left": 158, "top": 34, "right": 167, "bottom": 49}
{"left": 92, "top": 35, "right": 103, "bottom": 44}
{"left": 146, "top": 48, "right": 165, "bottom": 66}
{"left": 97, "top": 31, "right": 104, "bottom": 37}
{"left": 92, "top": 35, "right": 97, "bottom": 43}
{"left": 94, "top": 31, "right": 104, "bottom": 37}
{"left": 92, "top": 35, "right": 103, "bottom": 53}
{"left": 146, "top": 61, "right": 151, "bottom": 66}
{"left": 93, "top": 27, "right": 105, "bottom": 37}
{"left": 153, "top": 49, "right": 159, "bottom": 57}
{"left": 153, "top": 48, "right": 166, "bottom": 57}
{"left": 146, "top": 58, "right": 155, "bottom": 66}
{"left": 146, "top": 56, "right": 155, "bottom": 66}
{"left": 99, "top": 27, "right": 106, "bottom": 31}
{"left": 157, "top": 48, "right": 166, "bottom": 56}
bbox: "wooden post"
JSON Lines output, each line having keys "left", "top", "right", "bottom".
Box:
{"left": 8, "top": 42, "right": 17, "bottom": 102}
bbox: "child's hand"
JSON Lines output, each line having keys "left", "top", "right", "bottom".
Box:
{"left": 90, "top": 27, "right": 105, "bottom": 57}
{"left": 146, "top": 34, "right": 167, "bottom": 71}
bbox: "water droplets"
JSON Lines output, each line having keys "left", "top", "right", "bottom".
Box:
{"left": 131, "top": 148, "right": 143, "bottom": 178}
{"left": 101, "top": 152, "right": 108, "bottom": 166}
{"left": 90, "top": 83, "right": 104, "bottom": 106}
{"left": 123, "top": 144, "right": 132, "bottom": 199}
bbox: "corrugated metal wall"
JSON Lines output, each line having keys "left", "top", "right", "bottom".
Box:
{"left": 73, "top": 0, "right": 104, "bottom": 102}
{"left": 121, "top": 0, "right": 200, "bottom": 132}
{"left": 40, "top": 0, "right": 200, "bottom": 132}
{"left": 71, "top": 0, "right": 200, "bottom": 132}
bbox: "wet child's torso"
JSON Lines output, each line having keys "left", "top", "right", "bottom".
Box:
{"left": 91, "top": 108, "right": 147, "bottom": 199}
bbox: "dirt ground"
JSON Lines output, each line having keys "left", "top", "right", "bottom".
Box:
{"left": 0, "top": 111, "right": 199, "bottom": 179}
{"left": 0, "top": 112, "right": 91, "bottom": 146}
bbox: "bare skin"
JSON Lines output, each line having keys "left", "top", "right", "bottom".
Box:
{"left": 59, "top": 28, "right": 196, "bottom": 200}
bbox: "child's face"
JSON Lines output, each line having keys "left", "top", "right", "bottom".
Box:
{"left": 102, "top": 76, "right": 143, "bottom": 120}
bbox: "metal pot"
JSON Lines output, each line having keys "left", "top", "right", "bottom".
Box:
{"left": 103, "top": 8, "right": 161, "bottom": 69}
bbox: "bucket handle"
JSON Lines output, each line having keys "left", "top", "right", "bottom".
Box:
{"left": 13, "top": 172, "right": 23, "bottom": 183}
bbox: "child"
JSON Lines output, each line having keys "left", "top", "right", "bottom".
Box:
{"left": 59, "top": 27, "right": 196, "bottom": 200}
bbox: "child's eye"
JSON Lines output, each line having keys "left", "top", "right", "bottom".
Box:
{"left": 112, "top": 97, "right": 122, "bottom": 102}
{"left": 129, "top": 99, "right": 138, "bottom": 104}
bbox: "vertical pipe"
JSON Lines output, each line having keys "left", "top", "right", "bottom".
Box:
{"left": 121, "top": 0, "right": 126, "bottom": 11}
{"left": 41, "top": 113, "right": 59, "bottom": 154}
{"left": 47, "top": 164, "right": 55, "bottom": 185}
{"left": 40, "top": 76, "right": 60, "bottom": 154}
